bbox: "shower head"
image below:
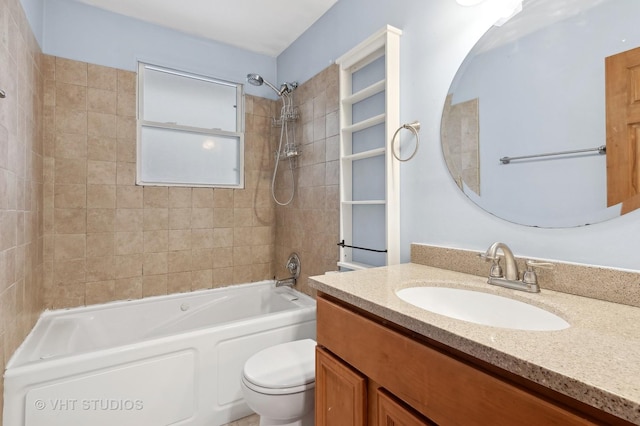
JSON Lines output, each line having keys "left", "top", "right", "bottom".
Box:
{"left": 246, "top": 73, "right": 284, "bottom": 96}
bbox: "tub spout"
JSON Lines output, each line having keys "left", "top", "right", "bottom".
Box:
{"left": 275, "top": 277, "right": 296, "bottom": 287}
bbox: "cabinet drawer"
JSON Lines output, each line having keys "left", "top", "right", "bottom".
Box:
{"left": 317, "top": 296, "right": 596, "bottom": 426}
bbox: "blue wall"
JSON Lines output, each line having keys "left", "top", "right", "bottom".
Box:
{"left": 277, "top": 0, "right": 640, "bottom": 271}
{"left": 39, "top": 0, "right": 277, "bottom": 98}
{"left": 19, "top": 0, "right": 640, "bottom": 271}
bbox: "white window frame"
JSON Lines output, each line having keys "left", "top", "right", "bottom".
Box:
{"left": 136, "top": 62, "right": 245, "bottom": 188}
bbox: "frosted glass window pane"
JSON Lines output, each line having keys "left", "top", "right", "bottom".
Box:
{"left": 140, "top": 126, "right": 241, "bottom": 186}
{"left": 143, "top": 66, "right": 238, "bottom": 132}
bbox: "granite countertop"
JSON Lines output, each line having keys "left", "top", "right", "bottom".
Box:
{"left": 308, "top": 263, "right": 640, "bottom": 424}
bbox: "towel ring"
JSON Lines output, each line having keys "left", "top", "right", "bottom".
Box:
{"left": 0, "top": 89, "right": 5, "bottom": 99}
{"left": 391, "top": 121, "right": 420, "bottom": 162}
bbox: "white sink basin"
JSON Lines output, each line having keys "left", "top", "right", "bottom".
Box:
{"left": 396, "top": 287, "right": 569, "bottom": 331}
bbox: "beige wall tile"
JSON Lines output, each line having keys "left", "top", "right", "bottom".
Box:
{"left": 167, "top": 271, "right": 191, "bottom": 294}
{"left": 169, "top": 229, "right": 191, "bottom": 251}
{"left": 54, "top": 234, "right": 85, "bottom": 260}
{"left": 143, "top": 187, "right": 168, "bottom": 208}
{"left": 88, "top": 136, "right": 117, "bottom": 162}
{"left": 56, "top": 108, "right": 87, "bottom": 135}
{"left": 86, "top": 185, "right": 116, "bottom": 208}
{"left": 115, "top": 208, "right": 143, "bottom": 231}
{"left": 143, "top": 230, "right": 168, "bottom": 253}
{"left": 56, "top": 58, "right": 87, "bottom": 86}
{"left": 115, "top": 231, "right": 143, "bottom": 255}
{"left": 143, "top": 208, "right": 168, "bottom": 230}
{"left": 88, "top": 64, "right": 117, "bottom": 91}
{"left": 143, "top": 274, "right": 167, "bottom": 297}
{"left": 115, "top": 254, "right": 142, "bottom": 279}
{"left": 115, "top": 277, "right": 142, "bottom": 300}
{"left": 85, "top": 280, "right": 115, "bottom": 305}
{"left": 86, "top": 257, "right": 115, "bottom": 282}
{"left": 87, "top": 233, "right": 115, "bottom": 258}
{"left": 54, "top": 184, "right": 86, "bottom": 208}
{"left": 55, "top": 133, "right": 87, "bottom": 159}
{"left": 143, "top": 252, "right": 168, "bottom": 275}
{"left": 192, "top": 188, "right": 213, "bottom": 208}
{"left": 191, "top": 269, "right": 212, "bottom": 290}
{"left": 88, "top": 88, "right": 117, "bottom": 114}
{"left": 87, "top": 160, "right": 116, "bottom": 184}
{"left": 54, "top": 157, "right": 86, "bottom": 184}
{"left": 192, "top": 229, "right": 214, "bottom": 249}
{"left": 191, "top": 249, "right": 213, "bottom": 271}
{"left": 88, "top": 112, "right": 117, "bottom": 138}
{"left": 87, "top": 208, "right": 115, "bottom": 232}
{"left": 55, "top": 83, "right": 87, "bottom": 111}
{"left": 168, "top": 250, "right": 191, "bottom": 273}
{"left": 169, "top": 187, "right": 192, "bottom": 208}
{"left": 191, "top": 208, "right": 213, "bottom": 228}
{"left": 213, "top": 208, "right": 234, "bottom": 228}
{"left": 116, "top": 186, "right": 143, "bottom": 208}
{"left": 54, "top": 208, "right": 86, "bottom": 234}
{"left": 116, "top": 162, "right": 136, "bottom": 185}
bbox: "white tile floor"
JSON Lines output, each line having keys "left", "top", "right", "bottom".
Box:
{"left": 222, "top": 413, "right": 260, "bottom": 426}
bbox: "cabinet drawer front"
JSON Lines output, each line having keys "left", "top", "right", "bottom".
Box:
{"left": 317, "top": 296, "right": 595, "bottom": 426}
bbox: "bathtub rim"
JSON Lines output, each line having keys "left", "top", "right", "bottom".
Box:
{"left": 6, "top": 280, "right": 316, "bottom": 372}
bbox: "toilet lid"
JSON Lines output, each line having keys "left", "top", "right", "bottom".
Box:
{"left": 243, "top": 339, "right": 316, "bottom": 389}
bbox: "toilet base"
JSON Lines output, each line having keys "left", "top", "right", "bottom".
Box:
{"left": 258, "top": 408, "right": 314, "bottom": 426}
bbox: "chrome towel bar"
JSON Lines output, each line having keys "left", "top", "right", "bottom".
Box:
{"left": 500, "top": 145, "right": 606, "bottom": 164}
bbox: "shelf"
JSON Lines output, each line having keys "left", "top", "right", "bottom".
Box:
{"left": 342, "top": 147, "right": 386, "bottom": 161}
{"left": 341, "top": 200, "right": 386, "bottom": 205}
{"left": 342, "top": 80, "right": 386, "bottom": 106}
{"left": 342, "top": 113, "right": 386, "bottom": 134}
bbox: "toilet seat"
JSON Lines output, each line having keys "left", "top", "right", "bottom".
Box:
{"left": 242, "top": 339, "right": 316, "bottom": 396}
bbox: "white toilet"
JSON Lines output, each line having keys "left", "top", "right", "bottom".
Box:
{"left": 241, "top": 339, "right": 316, "bottom": 426}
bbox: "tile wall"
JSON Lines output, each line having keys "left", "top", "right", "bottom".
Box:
{"left": 273, "top": 65, "right": 340, "bottom": 293}
{"left": 0, "top": 2, "right": 341, "bottom": 417}
{"left": 0, "top": 0, "right": 45, "bottom": 416}
{"left": 43, "top": 57, "right": 279, "bottom": 308}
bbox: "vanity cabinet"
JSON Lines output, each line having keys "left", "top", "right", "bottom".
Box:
{"left": 315, "top": 294, "right": 626, "bottom": 426}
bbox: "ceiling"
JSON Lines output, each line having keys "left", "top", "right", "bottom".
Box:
{"left": 74, "top": 0, "right": 339, "bottom": 57}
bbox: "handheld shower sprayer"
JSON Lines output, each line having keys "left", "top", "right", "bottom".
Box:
{"left": 247, "top": 71, "right": 299, "bottom": 206}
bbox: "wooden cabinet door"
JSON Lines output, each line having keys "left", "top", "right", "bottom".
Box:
{"left": 377, "top": 388, "right": 433, "bottom": 426}
{"left": 316, "top": 346, "right": 367, "bottom": 426}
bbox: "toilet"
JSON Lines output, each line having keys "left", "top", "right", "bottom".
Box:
{"left": 241, "top": 339, "right": 316, "bottom": 426}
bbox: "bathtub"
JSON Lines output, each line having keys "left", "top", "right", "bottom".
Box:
{"left": 3, "top": 280, "right": 316, "bottom": 426}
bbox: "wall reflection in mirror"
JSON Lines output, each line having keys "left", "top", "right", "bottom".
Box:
{"left": 441, "top": 0, "right": 640, "bottom": 227}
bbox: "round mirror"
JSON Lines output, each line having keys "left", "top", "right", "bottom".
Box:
{"left": 441, "top": 0, "right": 640, "bottom": 227}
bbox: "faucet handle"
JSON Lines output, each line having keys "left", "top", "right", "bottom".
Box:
{"left": 523, "top": 259, "right": 553, "bottom": 285}
{"left": 525, "top": 259, "right": 553, "bottom": 270}
{"left": 478, "top": 253, "right": 503, "bottom": 278}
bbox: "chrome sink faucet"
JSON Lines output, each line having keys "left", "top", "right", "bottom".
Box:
{"left": 479, "top": 242, "right": 550, "bottom": 293}
{"left": 482, "top": 242, "right": 519, "bottom": 281}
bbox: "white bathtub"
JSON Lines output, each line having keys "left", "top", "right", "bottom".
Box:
{"left": 3, "top": 281, "right": 316, "bottom": 426}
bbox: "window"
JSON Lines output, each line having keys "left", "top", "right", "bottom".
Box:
{"left": 137, "top": 63, "right": 244, "bottom": 188}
